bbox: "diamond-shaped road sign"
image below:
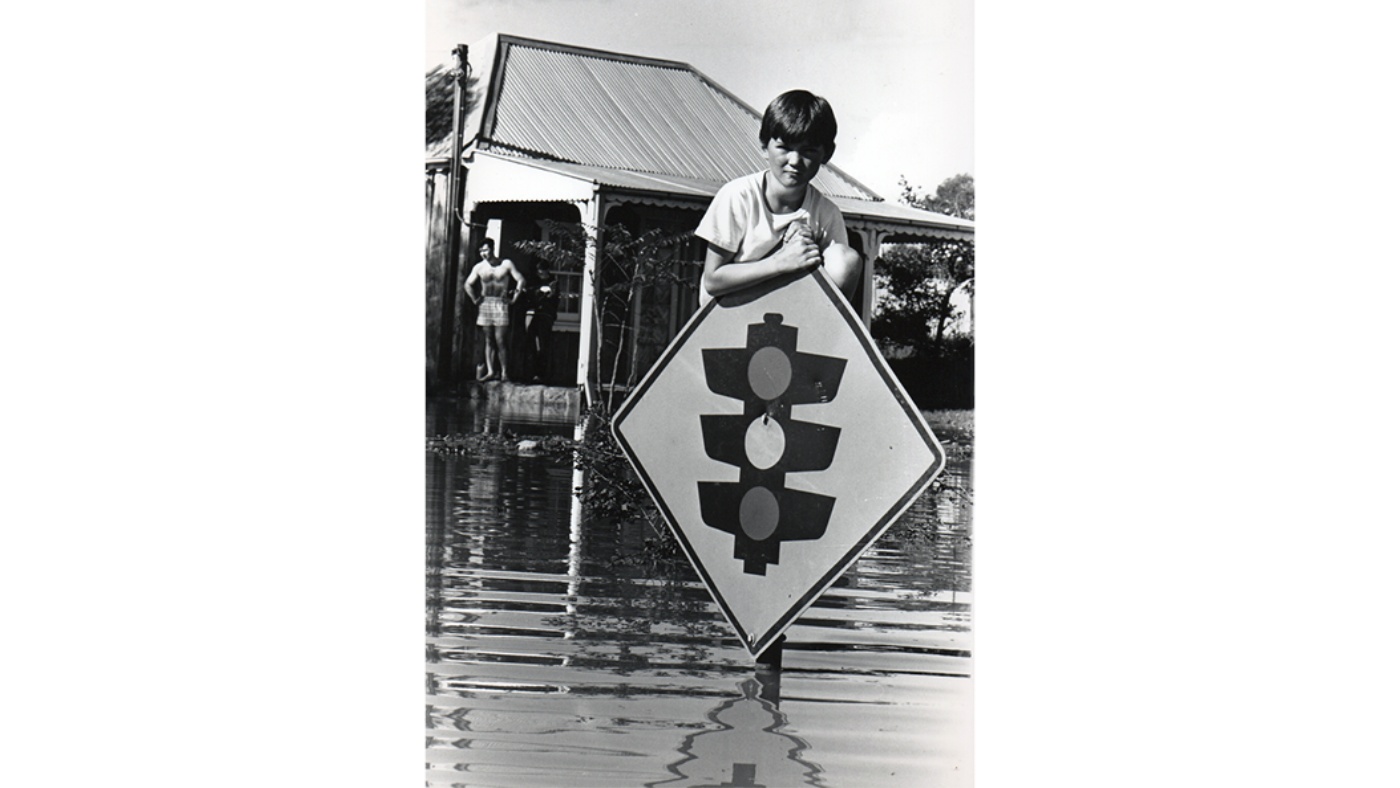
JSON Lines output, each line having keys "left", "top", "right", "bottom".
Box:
{"left": 612, "top": 269, "right": 946, "bottom": 658}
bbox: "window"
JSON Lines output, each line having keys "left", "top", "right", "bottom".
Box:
{"left": 550, "top": 268, "right": 583, "bottom": 330}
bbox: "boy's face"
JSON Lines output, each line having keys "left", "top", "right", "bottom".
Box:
{"left": 762, "top": 137, "right": 830, "bottom": 189}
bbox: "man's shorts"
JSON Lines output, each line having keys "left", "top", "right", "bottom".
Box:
{"left": 476, "top": 296, "right": 508, "bottom": 327}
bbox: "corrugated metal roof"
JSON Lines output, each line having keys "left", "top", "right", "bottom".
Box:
{"left": 479, "top": 36, "right": 879, "bottom": 201}
{"left": 827, "top": 195, "right": 976, "bottom": 234}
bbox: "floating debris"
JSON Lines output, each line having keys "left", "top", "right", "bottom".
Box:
{"left": 427, "top": 432, "right": 575, "bottom": 459}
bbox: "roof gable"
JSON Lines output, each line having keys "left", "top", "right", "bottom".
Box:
{"left": 462, "top": 35, "right": 880, "bottom": 201}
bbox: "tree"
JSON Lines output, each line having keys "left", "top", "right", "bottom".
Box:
{"left": 516, "top": 224, "right": 701, "bottom": 550}
{"left": 875, "top": 175, "right": 975, "bottom": 353}
{"left": 900, "top": 173, "right": 974, "bottom": 221}
{"left": 873, "top": 238, "right": 973, "bottom": 355}
{"left": 873, "top": 176, "right": 974, "bottom": 411}
{"left": 514, "top": 222, "right": 697, "bottom": 411}
{"left": 425, "top": 64, "right": 480, "bottom": 147}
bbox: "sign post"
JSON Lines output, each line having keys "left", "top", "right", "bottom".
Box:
{"left": 612, "top": 269, "right": 946, "bottom": 658}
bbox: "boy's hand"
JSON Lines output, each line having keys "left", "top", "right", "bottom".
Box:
{"left": 775, "top": 230, "right": 821, "bottom": 275}
{"left": 778, "top": 230, "right": 817, "bottom": 274}
{"left": 782, "top": 220, "right": 817, "bottom": 251}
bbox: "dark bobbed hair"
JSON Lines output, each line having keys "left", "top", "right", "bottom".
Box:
{"left": 759, "top": 90, "right": 838, "bottom": 153}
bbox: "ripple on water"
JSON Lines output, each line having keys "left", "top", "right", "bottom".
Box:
{"left": 427, "top": 412, "right": 972, "bottom": 788}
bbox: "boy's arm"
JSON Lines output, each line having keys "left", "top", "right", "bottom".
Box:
{"left": 701, "top": 235, "right": 822, "bottom": 298}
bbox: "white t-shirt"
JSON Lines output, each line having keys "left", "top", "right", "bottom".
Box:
{"left": 695, "top": 171, "right": 849, "bottom": 262}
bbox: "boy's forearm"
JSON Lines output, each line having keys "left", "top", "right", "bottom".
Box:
{"left": 704, "top": 258, "right": 786, "bottom": 297}
{"left": 703, "top": 240, "right": 820, "bottom": 297}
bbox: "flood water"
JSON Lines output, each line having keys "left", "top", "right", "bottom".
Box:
{"left": 427, "top": 398, "right": 973, "bottom": 787}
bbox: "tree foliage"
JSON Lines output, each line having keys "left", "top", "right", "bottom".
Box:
{"left": 426, "top": 65, "right": 480, "bottom": 147}
{"left": 873, "top": 239, "right": 974, "bottom": 353}
{"left": 900, "top": 173, "right": 975, "bottom": 220}
{"left": 873, "top": 175, "right": 975, "bottom": 356}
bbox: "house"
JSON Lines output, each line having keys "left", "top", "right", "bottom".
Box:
{"left": 426, "top": 34, "right": 974, "bottom": 404}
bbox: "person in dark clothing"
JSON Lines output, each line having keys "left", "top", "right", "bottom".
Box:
{"left": 525, "top": 271, "right": 560, "bottom": 383}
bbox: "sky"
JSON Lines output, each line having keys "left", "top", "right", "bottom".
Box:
{"left": 425, "top": 0, "right": 972, "bottom": 201}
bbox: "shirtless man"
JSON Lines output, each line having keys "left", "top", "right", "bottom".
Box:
{"left": 464, "top": 239, "right": 526, "bottom": 381}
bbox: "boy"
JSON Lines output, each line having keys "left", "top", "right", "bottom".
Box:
{"left": 696, "top": 90, "right": 862, "bottom": 303}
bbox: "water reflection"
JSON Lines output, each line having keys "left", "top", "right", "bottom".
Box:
{"left": 648, "top": 675, "right": 822, "bottom": 788}
{"left": 427, "top": 400, "right": 972, "bottom": 787}
{"left": 428, "top": 393, "right": 576, "bottom": 437}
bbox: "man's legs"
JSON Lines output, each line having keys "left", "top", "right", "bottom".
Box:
{"left": 493, "top": 323, "right": 510, "bottom": 381}
{"left": 480, "top": 325, "right": 502, "bottom": 381}
{"left": 477, "top": 324, "right": 494, "bottom": 381}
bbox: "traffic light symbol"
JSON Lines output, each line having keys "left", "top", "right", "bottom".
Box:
{"left": 698, "top": 313, "right": 847, "bottom": 575}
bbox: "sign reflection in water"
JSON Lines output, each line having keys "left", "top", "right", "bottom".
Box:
{"left": 426, "top": 400, "right": 972, "bottom": 787}
{"left": 648, "top": 674, "right": 822, "bottom": 788}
